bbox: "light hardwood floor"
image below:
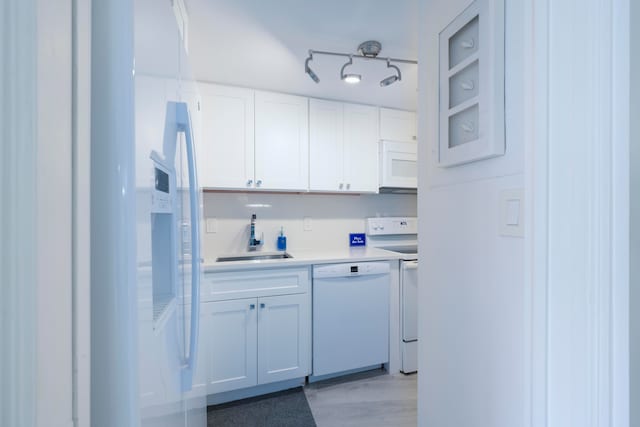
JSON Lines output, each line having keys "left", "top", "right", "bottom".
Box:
{"left": 304, "top": 370, "right": 418, "bottom": 427}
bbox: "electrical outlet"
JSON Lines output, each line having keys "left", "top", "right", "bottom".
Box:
{"left": 303, "top": 217, "right": 313, "bottom": 231}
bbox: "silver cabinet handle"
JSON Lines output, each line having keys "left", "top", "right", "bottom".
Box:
{"left": 247, "top": 179, "right": 253, "bottom": 186}
{"left": 256, "top": 179, "right": 262, "bottom": 187}
{"left": 250, "top": 304, "right": 255, "bottom": 310}
{"left": 260, "top": 303, "right": 265, "bottom": 309}
{"left": 339, "top": 183, "right": 344, "bottom": 189}
{"left": 346, "top": 183, "right": 351, "bottom": 190}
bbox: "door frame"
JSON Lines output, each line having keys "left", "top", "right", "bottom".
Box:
{"left": 526, "top": 0, "right": 630, "bottom": 425}
{"left": 1, "top": 0, "right": 91, "bottom": 426}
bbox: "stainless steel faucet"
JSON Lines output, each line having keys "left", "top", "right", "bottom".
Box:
{"left": 249, "top": 214, "right": 263, "bottom": 250}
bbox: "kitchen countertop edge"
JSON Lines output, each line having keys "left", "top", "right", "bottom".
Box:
{"left": 202, "top": 247, "right": 403, "bottom": 273}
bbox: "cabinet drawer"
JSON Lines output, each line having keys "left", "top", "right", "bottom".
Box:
{"left": 202, "top": 267, "right": 310, "bottom": 302}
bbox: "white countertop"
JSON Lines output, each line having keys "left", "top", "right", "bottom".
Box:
{"left": 202, "top": 247, "right": 402, "bottom": 273}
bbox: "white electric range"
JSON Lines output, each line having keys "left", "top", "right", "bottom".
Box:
{"left": 366, "top": 217, "right": 418, "bottom": 374}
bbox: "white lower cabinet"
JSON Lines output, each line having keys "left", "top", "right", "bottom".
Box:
{"left": 206, "top": 299, "right": 258, "bottom": 394}
{"left": 200, "top": 267, "right": 311, "bottom": 396}
{"left": 257, "top": 293, "right": 310, "bottom": 384}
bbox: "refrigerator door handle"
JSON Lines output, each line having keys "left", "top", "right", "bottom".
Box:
{"left": 175, "top": 102, "right": 201, "bottom": 392}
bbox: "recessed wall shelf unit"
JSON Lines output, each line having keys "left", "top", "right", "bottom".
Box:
{"left": 438, "top": 0, "right": 505, "bottom": 167}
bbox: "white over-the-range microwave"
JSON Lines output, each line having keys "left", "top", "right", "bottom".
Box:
{"left": 379, "top": 140, "right": 418, "bottom": 192}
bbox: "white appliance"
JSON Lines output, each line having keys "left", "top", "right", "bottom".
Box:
{"left": 366, "top": 217, "right": 419, "bottom": 374}
{"left": 91, "top": 0, "right": 206, "bottom": 426}
{"left": 379, "top": 140, "right": 418, "bottom": 191}
{"left": 312, "top": 262, "right": 391, "bottom": 378}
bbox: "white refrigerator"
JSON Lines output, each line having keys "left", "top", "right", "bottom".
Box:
{"left": 91, "top": 0, "right": 206, "bottom": 426}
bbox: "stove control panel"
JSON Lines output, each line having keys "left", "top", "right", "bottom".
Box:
{"left": 366, "top": 217, "right": 418, "bottom": 235}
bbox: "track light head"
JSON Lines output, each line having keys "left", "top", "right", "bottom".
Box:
{"left": 380, "top": 75, "right": 399, "bottom": 87}
{"left": 340, "top": 56, "right": 361, "bottom": 84}
{"left": 305, "top": 53, "right": 320, "bottom": 83}
{"left": 380, "top": 58, "right": 401, "bottom": 87}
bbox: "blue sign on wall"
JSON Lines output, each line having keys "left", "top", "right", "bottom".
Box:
{"left": 349, "top": 233, "right": 366, "bottom": 247}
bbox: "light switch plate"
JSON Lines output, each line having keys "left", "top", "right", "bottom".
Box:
{"left": 500, "top": 189, "right": 524, "bottom": 237}
{"left": 206, "top": 218, "right": 217, "bottom": 233}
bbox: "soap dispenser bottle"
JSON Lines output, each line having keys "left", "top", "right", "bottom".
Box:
{"left": 277, "top": 226, "right": 287, "bottom": 251}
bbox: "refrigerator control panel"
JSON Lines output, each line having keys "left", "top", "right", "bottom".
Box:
{"left": 150, "top": 151, "right": 173, "bottom": 214}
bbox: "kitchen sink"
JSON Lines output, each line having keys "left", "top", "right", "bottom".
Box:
{"left": 215, "top": 252, "right": 293, "bottom": 262}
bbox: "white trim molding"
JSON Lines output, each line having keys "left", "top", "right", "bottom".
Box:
{"left": 72, "top": 0, "right": 92, "bottom": 425}
{"left": 0, "top": 1, "right": 39, "bottom": 426}
{"left": 528, "top": 0, "right": 630, "bottom": 425}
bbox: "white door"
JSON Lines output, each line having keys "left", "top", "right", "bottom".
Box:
{"left": 198, "top": 84, "right": 255, "bottom": 189}
{"left": 257, "top": 294, "right": 310, "bottom": 384}
{"left": 207, "top": 299, "right": 258, "bottom": 394}
{"left": 309, "top": 98, "right": 344, "bottom": 191}
{"left": 343, "top": 104, "right": 379, "bottom": 193}
{"left": 254, "top": 91, "right": 309, "bottom": 191}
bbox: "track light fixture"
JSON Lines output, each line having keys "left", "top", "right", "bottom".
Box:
{"left": 340, "top": 55, "right": 361, "bottom": 84}
{"left": 380, "top": 58, "right": 402, "bottom": 87}
{"left": 305, "top": 51, "right": 320, "bottom": 83}
{"left": 304, "top": 40, "right": 417, "bottom": 86}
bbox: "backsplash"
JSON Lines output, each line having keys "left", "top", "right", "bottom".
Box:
{"left": 201, "top": 192, "right": 417, "bottom": 259}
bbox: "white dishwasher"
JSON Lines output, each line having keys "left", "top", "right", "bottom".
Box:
{"left": 312, "top": 262, "right": 390, "bottom": 378}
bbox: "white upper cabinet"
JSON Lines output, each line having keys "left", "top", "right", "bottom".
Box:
{"left": 309, "top": 99, "right": 344, "bottom": 191}
{"left": 379, "top": 107, "right": 417, "bottom": 143}
{"left": 198, "top": 84, "right": 255, "bottom": 189}
{"left": 309, "top": 99, "right": 378, "bottom": 193}
{"left": 254, "top": 91, "right": 309, "bottom": 191}
{"left": 343, "top": 103, "right": 379, "bottom": 193}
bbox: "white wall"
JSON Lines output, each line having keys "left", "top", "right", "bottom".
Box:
{"left": 201, "top": 192, "right": 417, "bottom": 258}
{"left": 417, "top": 0, "right": 527, "bottom": 426}
{"left": 631, "top": 0, "right": 640, "bottom": 424}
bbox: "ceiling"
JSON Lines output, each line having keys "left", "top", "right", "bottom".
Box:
{"left": 186, "top": 0, "right": 420, "bottom": 110}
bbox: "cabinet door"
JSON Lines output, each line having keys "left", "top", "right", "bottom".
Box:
{"left": 343, "top": 104, "right": 379, "bottom": 193}
{"left": 254, "top": 91, "right": 309, "bottom": 191}
{"left": 309, "top": 99, "right": 344, "bottom": 191}
{"left": 257, "top": 293, "right": 310, "bottom": 385}
{"left": 206, "top": 299, "right": 258, "bottom": 394}
{"left": 199, "top": 84, "right": 255, "bottom": 189}
{"left": 379, "top": 107, "right": 417, "bottom": 143}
